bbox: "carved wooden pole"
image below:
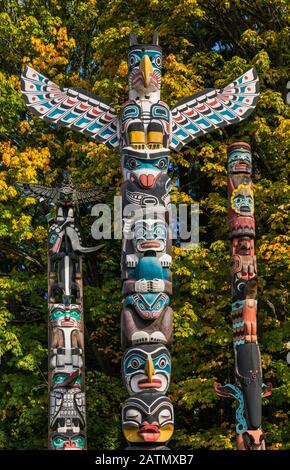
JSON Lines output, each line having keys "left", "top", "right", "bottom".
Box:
{"left": 17, "top": 174, "right": 102, "bottom": 450}
{"left": 215, "top": 143, "right": 271, "bottom": 450}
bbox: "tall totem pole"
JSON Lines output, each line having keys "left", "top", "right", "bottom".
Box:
{"left": 215, "top": 143, "right": 271, "bottom": 450}
{"left": 21, "top": 32, "right": 261, "bottom": 449}
{"left": 17, "top": 173, "right": 103, "bottom": 450}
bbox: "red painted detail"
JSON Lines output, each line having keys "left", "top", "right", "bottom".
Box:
{"left": 138, "top": 378, "right": 162, "bottom": 388}
{"left": 140, "top": 241, "right": 161, "bottom": 249}
{"left": 175, "top": 115, "right": 183, "bottom": 122}
{"left": 139, "top": 422, "right": 161, "bottom": 442}
{"left": 196, "top": 105, "right": 207, "bottom": 111}
{"left": 139, "top": 174, "right": 155, "bottom": 188}
{"left": 67, "top": 98, "right": 77, "bottom": 105}
{"left": 185, "top": 109, "right": 197, "bottom": 117}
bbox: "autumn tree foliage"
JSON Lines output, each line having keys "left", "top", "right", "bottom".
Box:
{"left": 0, "top": 0, "right": 289, "bottom": 450}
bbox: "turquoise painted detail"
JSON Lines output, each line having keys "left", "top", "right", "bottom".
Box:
{"left": 232, "top": 321, "right": 244, "bottom": 329}
{"left": 128, "top": 256, "right": 169, "bottom": 281}
{"left": 233, "top": 339, "right": 246, "bottom": 346}
{"left": 220, "top": 384, "right": 248, "bottom": 434}
{"left": 62, "top": 111, "right": 78, "bottom": 122}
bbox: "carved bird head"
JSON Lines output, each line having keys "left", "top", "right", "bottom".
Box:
{"left": 128, "top": 32, "right": 162, "bottom": 100}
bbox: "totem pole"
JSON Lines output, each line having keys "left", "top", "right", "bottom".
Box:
{"left": 215, "top": 143, "right": 271, "bottom": 450}
{"left": 16, "top": 173, "right": 103, "bottom": 450}
{"left": 20, "top": 32, "right": 260, "bottom": 450}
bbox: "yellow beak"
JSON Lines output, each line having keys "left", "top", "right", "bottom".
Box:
{"left": 139, "top": 55, "right": 153, "bottom": 88}
{"left": 144, "top": 357, "right": 155, "bottom": 382}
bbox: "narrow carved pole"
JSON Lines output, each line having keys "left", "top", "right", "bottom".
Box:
{"left": 16, "top": 174, "right": 102, "bottom": 450}
{"left": 215, "top": 142, "right": 271, "bottom": 450}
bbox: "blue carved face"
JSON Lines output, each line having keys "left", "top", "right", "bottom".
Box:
{"left": 51, "top": 433, "right": 85, "bottom": 450}
{"left": 49, "top": 303, "right": 81, "bottom": 328}
{"left": 122, "top": 344, "right": 171, "bottom": 394}
{"left": 125, "top": 292, "right": 169, "bottom": 319}
{"left": 231, "top": 184, "right": 254, "bottom": 215}
{"left": 228, "top": 151, "right": 252, "bottom": 175}
{"left": 133, "top": 218, "right": 167, "bottom": 253}
{"left": 128, "top": 45, "right": 162, "bottom": 93}
{"left": 122, "top": 149, "right": 169, "bottom": 187}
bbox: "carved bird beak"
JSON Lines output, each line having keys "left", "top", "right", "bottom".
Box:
{"left": 144, "top": 356, "right": 155, "bottom": 382}
{"left": 139, "top": 55, "right": 154, "bottom": 88}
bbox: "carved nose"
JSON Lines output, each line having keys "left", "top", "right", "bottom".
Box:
{"left": 139, "top": 174, "right": 155, "bottom": 188}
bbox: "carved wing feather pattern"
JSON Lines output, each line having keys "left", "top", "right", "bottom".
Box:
{"left": 170, "top": 68, "right": 259, "bottom": 151}
{"left": 16, "top": 183, "right": 59, "bottom": 202}
{"left": 16, "top": 183, "right": 104, "bottom": 205}
{"left": 21, "top": 66, "right": 119, "bottom": 148}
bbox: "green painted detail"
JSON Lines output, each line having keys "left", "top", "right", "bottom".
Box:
{"left": 49, "top": 233, "right": 57, "bottom": 244}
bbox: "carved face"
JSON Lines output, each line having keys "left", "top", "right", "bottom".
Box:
{"left": 228, "top": 150, "right": 252, "bottom": 175}
{"left": 231, "top": 184, "right": 254, "bottom": 215}
{"left": 233, "top": 237, "right": 253, "bottom": 256}
{"left": 122, "top": 149, "right": 169, "bottom": 188}
{"left": 122, "top": 344, "right": 171, "bottom": 394}
{"left": 133, "top": 218, "right": 167, "bottom": 253}
{"left": 49, "top": 304, "right": 81, "bottom": 328}
{"left": 122, "top": 393, "right": 174, "bottom": 443}
{"left": 128, "top": 45, "right": 162, "bottom": 95}
{"left": 125, "top": 293, "right": 169, "bottom": 320}
{"left": 51, "top": 432, "right": 85, "bottom": 450}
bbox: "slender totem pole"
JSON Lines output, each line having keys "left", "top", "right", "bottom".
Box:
{"left": 20, "top": 32, "right": 261, "bottom": 449}
{"left": 215, "top": 143, "right": 271, "bottom": 450}
{"left": 17, "top": 173, "right": 103, "bottom": 450}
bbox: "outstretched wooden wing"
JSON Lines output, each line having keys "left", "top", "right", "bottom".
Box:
{"left": 170, "top": 68, "right": 259, "bottom": 151}
{"left": 16, "top": 182, "right": 105, "bottom": 205}
{"left": 21, "top": 66, "right": 119, "bottom": 148}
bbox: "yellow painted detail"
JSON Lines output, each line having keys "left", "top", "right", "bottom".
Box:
{"left": 148, "top": 131, "right": 163, "bottom": 144}
{"left": 123, "top": 424, "right": 174, "bottom": 443}
{"left": 129, "top": 130, "right": 145, "bottom": 144}
{"left": 139, "top": 55, "right": 153, "bottom": 88}
{"left": 144, "top": 357, "right": 155, "bottom": 382}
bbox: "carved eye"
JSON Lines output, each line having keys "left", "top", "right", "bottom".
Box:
{"left": 128, "top": 158, "right": 138, "bottom": 169}
{"left": 157, "top": 158, "right": 167, "bottom": 169}
{"left": 126, "top": 409, "right": 142, "bottom": 424}
{"left": 154, "top": 226, "right": 165, "bottom": 238}
{"left": 158, "top": 408, "right": 172, "bottom": 425}
{"left": 129, "top": 358, "right": 141, "bottom": 369}
{"left": 155, "top": 56, "right": 162, "bottom": 67}
{"left": 129, "top": 56, "right": 136, "bottom": 66}
{"left": 157, "top": 356, "right": 168, "bottom": 369}
{"left": 135, "top": 226, "right": 145, "bottom": 238}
